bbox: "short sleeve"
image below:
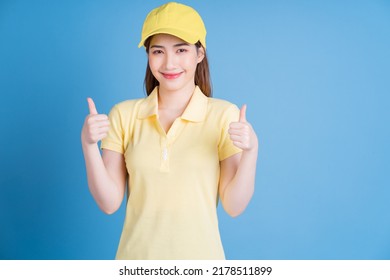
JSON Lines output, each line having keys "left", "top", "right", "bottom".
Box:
{"left": 100, "top": 105, "right": 124, "bottom": 154}
{"left": 218, "top": 104, "right": 242, "bottom": 161}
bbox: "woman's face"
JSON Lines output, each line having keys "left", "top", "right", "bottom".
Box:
{"left": 148, "top": 33, "right": 204, "bottom": 93}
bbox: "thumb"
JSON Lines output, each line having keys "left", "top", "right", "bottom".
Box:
{"left": 87, "top": 97, "right": 98, "bottom": 115}
{"left": 239, "top": 104, "right": 247, "bottom": 123}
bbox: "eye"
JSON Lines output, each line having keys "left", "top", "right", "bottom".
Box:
{"left": 177, "top": 48, "right": 188, "bottom": 53}
{"left": 152, "top": 49, "right": 163, "bottom": 55}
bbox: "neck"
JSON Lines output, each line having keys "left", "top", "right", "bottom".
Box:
{"left": 158, "top": 83, "right": 196, "bottom": 110}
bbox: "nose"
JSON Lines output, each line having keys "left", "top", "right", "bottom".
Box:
{"left": 163, "top": 51, "right": 177, "bottom": 70}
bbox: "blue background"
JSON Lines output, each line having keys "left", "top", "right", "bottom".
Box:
{"left": 1, "top": 0, "right": 389, "bottom": 259}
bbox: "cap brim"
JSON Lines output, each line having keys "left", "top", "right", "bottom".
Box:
{"left": 138, "top": 28, "right": 200, "bottom": 48}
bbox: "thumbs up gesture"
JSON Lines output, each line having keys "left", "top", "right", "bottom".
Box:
{"left": 228, "top": 105, "right": 258, "bottom": 151}
{"left": 81, "top": 98, "right": 110, "bottom": 145}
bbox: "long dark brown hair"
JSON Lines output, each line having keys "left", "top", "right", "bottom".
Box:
{"left": 143, "top": 37, "right": 212, "bottom": 97}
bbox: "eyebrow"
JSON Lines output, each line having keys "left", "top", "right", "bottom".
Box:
{"left": 150, "top": 43, "right": 190, "bottom": 49}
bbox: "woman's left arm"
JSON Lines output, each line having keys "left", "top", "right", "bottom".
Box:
{"left": 219, "top": 105, "right": 258, "bottom": 217}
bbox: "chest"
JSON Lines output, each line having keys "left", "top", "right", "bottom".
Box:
{"left": 158, "top": 108, "right": 184, "bottom": 134}
{"left": 124, "top": 117, "right": 220, "bottom": 174}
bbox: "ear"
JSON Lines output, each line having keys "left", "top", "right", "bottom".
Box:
{"left": 197, "top": 46, "right": 205, "bottom": 63}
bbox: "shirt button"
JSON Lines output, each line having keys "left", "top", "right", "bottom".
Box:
{"left": 162, "top": 148, "right": 168, "bottom": 161}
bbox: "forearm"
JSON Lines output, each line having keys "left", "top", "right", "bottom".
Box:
{"left": 222, "top": 148, "right": 258, "bottom": 217}
{"left": 82, "top": 143, "right": 124, "bottom": 214}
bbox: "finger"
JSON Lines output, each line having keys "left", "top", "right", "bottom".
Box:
{"left": 239, "top": 104, "right": 247, "bottom": 123}
{"left": 229, "top": 135, "right": 242, "bottom": 142}
{"left": 232, "top": 136, "right": 251, "bottom": 149}
{"left": 88, "top": 125, "right": 110, "bottom": 135}
{"left": 90, "top": 124, "right": 110, "bottom": 132}
{"left": 228, "top": 126, "right": 244, "bottom": 133}
{"left": 87, "top": 97, "right": 98, "bottom": 115}
{"left": 97, "top": 114, "right": 108, "bottom": 121}
{"left": 88, "top": 127, "right": 110, "bottom": 140}
{"left": 99, "top": 125, "right": 110, "bottom": 132}
{"left": 88, "top": 114, "right": 108, "bottom": 122}
{"left": 229, "top": 122, "right": 247, "bottom": 129}
{"left": 96, "top": 120, "right": 110, "bottom": 128}
{"left": 97, "top": 132, "right": 108, "bottom": 140}
{"left": 230, "top": 134, "right": 249, "bottom": 142}
{"left": 233, "top": 141, "right": 247, "bottom": 150}
{"left": 90, "top": 117, "right": 110, "bottom": 125}
{"left": 229, "top": 123, "right": 251, "bottom": 134}
{"left": 228, "top": 129, "right": 246, "bottom": 137}
{"left": 86, "top": 115, "right": 109, "bottom": 128}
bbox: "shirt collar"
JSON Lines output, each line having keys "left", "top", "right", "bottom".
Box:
{"left": 137, "top": 87, "right": 159, "bottom": 119}
{"left": 137, "top": 86, "right": 208, "bottom": 123}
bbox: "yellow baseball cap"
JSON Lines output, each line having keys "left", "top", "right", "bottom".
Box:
{"left": 138, "top": 2, "right": 207, "bottom": 48}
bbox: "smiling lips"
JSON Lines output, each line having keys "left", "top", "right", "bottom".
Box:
{"left": 162, "top": 72, "right": 183, "bottom": 79}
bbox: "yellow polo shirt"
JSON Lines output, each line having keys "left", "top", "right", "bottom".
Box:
{"left": 101, "top": 86, "right": 241, "bottom": 260}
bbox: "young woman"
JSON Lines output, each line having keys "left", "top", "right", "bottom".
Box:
{"left": 81, "top": 2, "right": 258, "bottom": 260}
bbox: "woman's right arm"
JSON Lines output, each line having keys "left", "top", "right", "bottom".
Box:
{"left": 81, "top": 98, "right": 127, "bottom": 214}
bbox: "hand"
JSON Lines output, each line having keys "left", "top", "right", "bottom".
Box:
{"left": 81, "top": 98, "right": 110, "bottom": 146}
{"left": 228, "top": 105, "right": 258, "bottom": 151}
